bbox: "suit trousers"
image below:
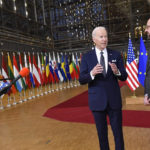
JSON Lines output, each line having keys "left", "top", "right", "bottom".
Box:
{"left": 92, "top": 107, "right": 124, "bottom": 150}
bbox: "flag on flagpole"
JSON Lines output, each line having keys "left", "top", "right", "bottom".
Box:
{"left": 2, "top": 52, "right": 12, "bottom": 95}
{"left": 72, "top": 53, "right": 79, "bottom": 80}
{"left": 2, "top": 52, "right": 9, "bottom": 81}
{"left": 0, "top": 69, "right": 2, "bottom": 79}
{"left": 57, "top": 52, "right": 66, "bottom": 82}
{"left": 80, "top": 52, "right": 82, "bottom": 64}
{"left": 61, "top": 54, "right": 67, "bottom": 78}
{"left": 37, "top": 53, "right": 43, "bottom": 85}
{"left": 45, "top": 55, "right": 50, "bottom": 83}
{"left": 65, "top": 54, "right": 71, "bottom": 80}
{"left": 24, "top": 53, "right": 32, "bottom": 88}
{"left": 13, "top": 53, "right": 23, "bottom": 92}
{"left": 8, "top": 53, "right": 14, "bottom": 81}
{"left": 55, "top": 53, "right": 64, "bottom": 82}
{"left": 7, "top": 53, "right": 17, "bottom": 94}
{"left": 69, "top": 54, "right": 75, "bottom": 80}
{"left": 126, "top": 38, "right": 140, "bottom": 91}
{"left": 75, "top": 53, "right": 80, "bottom": 75}
{"left": 52, "top": 52, "right": 59, "bottom": 83}
{"left": 41, "top": 54, "right": 46, "bottom": 85}
{"left": 33, "top": 53, "right": 41, "bottom": 87}
{"left": 19, "top": 52, "right": 27, "bottom": 90}
{"left": 138, "top": 36, "right": 148, "bottom": 86}
{"left": 45, "top": 55, "right": 51, "bottom": 84}
{"left": 28, "top": 53, "right": 35, "bottom": 88}
{"left": 48, "top": 53, "right": 55, "bottom": 83}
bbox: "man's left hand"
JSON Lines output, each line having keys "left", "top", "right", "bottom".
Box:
{"left": 144, "top": 95, "right": 150, "bottom": 105}
{"left": 109, "top": 62, "right": 119, "bottom": 74}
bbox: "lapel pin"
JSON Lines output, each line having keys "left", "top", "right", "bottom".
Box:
{"left": 112, "top": 59, "right": 116, "bottom": 62}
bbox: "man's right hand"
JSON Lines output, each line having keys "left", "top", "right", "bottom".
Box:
{"left": 91, "top": 64, "right": 103, "bottom": 76}
{"left": 144, "top": 95, "right": 150, "bottom": 105}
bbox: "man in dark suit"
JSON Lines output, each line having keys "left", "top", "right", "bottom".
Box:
{"left": 79, "top": 27, "right": 127, "bottom": 150}
{"left": 144, "top": 18, "right": 150, "bottom": 105}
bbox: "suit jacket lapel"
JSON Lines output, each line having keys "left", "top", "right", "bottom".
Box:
{"left": 90, "top": 49, "right": 98, "bottom": 66}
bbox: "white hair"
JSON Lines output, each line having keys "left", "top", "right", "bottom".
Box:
{"left": 92, "top": 26, "right": 107, "bottom": 37}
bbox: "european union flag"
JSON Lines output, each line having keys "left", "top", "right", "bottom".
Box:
{"left": 138, "top": 36, "right": 148, "bottom": 86}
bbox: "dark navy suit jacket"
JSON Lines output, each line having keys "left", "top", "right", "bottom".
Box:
{"left": 144, "top": 50, "right": 150, "bottom": 98}
{"left": 79, "top": 48, "right": 127, "bottom": 111}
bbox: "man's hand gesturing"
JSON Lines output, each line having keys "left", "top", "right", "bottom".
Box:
{"left": 91, "top": 64, "right": 103, "bottom": 76}
{"left": 109, "top": 62, "right": 119, "bottom": 74}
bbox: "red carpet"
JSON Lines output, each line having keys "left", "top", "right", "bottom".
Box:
{"left": 43, "top": 82, "right": 150, "bottom": 128}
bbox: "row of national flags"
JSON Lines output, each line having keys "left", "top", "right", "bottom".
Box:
{"left": 126, "top": 35, "right": 148, "bottom": 91}
{"left": 0, "top": 52, "right": 81, "bottom": 94}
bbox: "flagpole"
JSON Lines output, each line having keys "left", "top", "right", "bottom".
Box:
{"left": 131, "top": 91, "right": 137, "bottom": 98}
{"left": 74, "top": 78, "right": 77, "bottom": 87}
{"left": 44, "top": 84, "right": 48, "bottom": 94}
{"left": 36, "top": 87, "right": 40, "bottom": 97}
{"left": 140, "top": 30, "right": 142, "bottom": 37}
{"left": 71, "top": 79, "right": 74, "bottom": 88}
{"left": 44, "top": 83, "right": 48, "bottom": 94}
{"left": 31, "top": 88, "right": 34, "bottom": 98}
{"left": 28, "top": 88, "right": 32, "bottom": 100}
{"left": 64, "top": 80, "right": 67, "bottom": 89}
{"left": 51, "top": 82, "right": 55, "bottom": 92}
{"left": 32, "top": 87, "right": 35, "bottom": 98}
{"left": 71, "top": 79, "right": 74, "bottom": 87}
{"left": 129, "top": 32, "right": 131, "bottom": 38}
{"left": 13, "top": 93, "right": 17, "bottom": 105}
{"left": 27, "top": 88, "right": 30, "bottom": 99}
{"left": 23, "top": 90, "right": 27, "bottom": 101}
{"left": 48, "top": 83, "right": 51, "bottom": 93}
{"left": 46, "top": 84, "right": 49, "bottom": 93}
{"left": 56, "top": 82, "right": 59, "bottom": 91}
{"left": 28, "top": 85, "right": 33, "bottom": 100}
{"left": 40, "top": 85, "right": 44, "bottom": 96}
{"left": 7, "top": 95, "right": 11, "bottom": 107}
{"left": 67, "top": 79, "right": 70, "bottom": 88}
{"left": 19, "top": 92, "right": 23, "bottom": 103}
{"left": 59, "top": 81, "right": 63, "bottom": 90}
{"left": 77, "top": 80, "right": 80, "bottom": 86}
{"left": 0, "top": 96, "right": 4, "bottom": 110}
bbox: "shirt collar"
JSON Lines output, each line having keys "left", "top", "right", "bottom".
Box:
{"left": 95, "top": 47, "right": 107, "bottom": 55}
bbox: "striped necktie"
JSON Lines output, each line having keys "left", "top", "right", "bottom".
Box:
{"left": 100, "top": 51, "right": 106, "bottom": 77}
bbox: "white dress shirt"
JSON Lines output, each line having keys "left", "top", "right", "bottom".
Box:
{"left": 90, "top": 47, "right": 121, "bottom": 79}
{"left": 95, "top": 47, "right": 108, "bottom": 72}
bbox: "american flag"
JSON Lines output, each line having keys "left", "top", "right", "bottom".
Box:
{"left": 126, "top": 38, "right": 140, "bottom": 91}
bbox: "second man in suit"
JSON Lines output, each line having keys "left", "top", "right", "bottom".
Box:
{"left": 144, "top": 18, "right": 150, "bottom": 105}
{"left": 79, "top": 26, "right": 127, "bottom": 150}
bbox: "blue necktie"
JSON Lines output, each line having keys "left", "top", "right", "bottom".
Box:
{"left": 100, "top": 51, "right": 106, "bottom": 77}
